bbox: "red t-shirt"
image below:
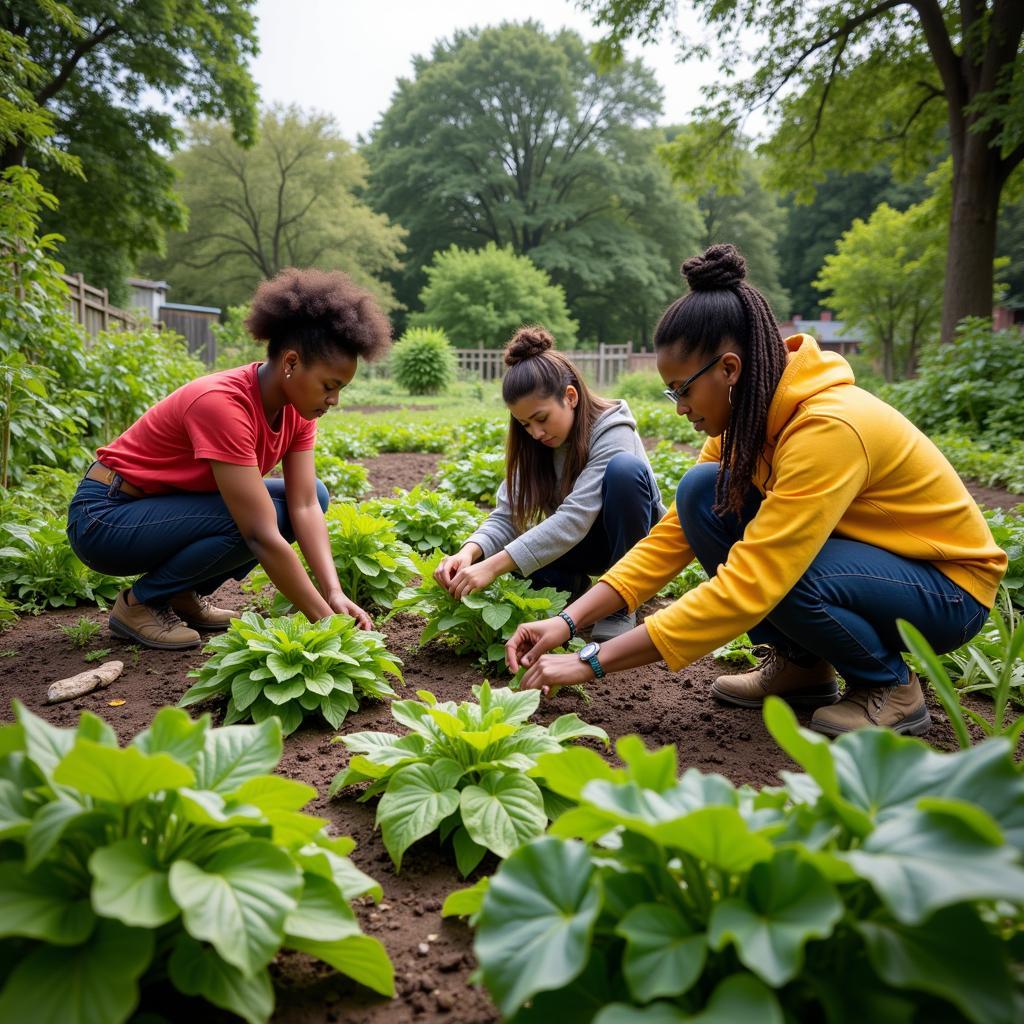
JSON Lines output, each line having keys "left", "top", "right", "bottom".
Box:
{"left": 96, "top": 362, "right": 317, "bottom": 495}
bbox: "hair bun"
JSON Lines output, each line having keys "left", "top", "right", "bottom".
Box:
{"left": 682, "top": 243, "right": 746, "bottom": 292}
{"left": 504, "top": 325, "right": 554, "bottom": 366}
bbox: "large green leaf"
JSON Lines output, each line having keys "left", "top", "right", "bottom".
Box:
{"left": 230, "top": 774, "right": 316, "bottom": 813}
{"left": 53, "top": 740, "right": 195, "bottom": 804}
{"left": 842, "top": 808, "right": 1024, "bottom": 924}
{"left": 192, "top": 719, "right": 282, "bottom": 794}
{"left": 0, "top": 777, "right": 31, "bottom": 838}
{"left": 707, "top": 850, "right": 843, "bottom": 986}
{"left": 594, "top": 1004, "right": 688, "bottom": 1023}
{"left": 547, "top": 713, "right": 610, "bottom": 745}
{"left": 460, "top": 771, "right": 547, "bottom": 857}
{"left": 169, "top": 840, "right": 302, "bottom": 975}
{"left": 533, "top": 747, "right": 622, "bottom": 801}
{"left": 858, "top": 904, "right": 1016, "bottom": 1024}
{"left": 132, "top": 707, "right": 208, "bottom": 765}
{"left": 89, "top": 837, "right": 178, "bottom": 928}
{"left": 0, "top": 861, "right": 95, "bottom": 944}
{"left": 616, "top": 735, "right": 679, "bottom": 791}
{"left": 376, "top": 759, "right": 463, "bottom": 870}
{"left": 474, "top": 681, "right": 541, "bottom": 724}
{"left": 616, "top": 902, "right": 706, "bottom": 1001}
{"left": 475, "top": 837, "right": 601, "bottom": 1017}
{"left": 688, "top": 974, "right": 784, "bottom": 1023}
{"left": 284, "top": 872, "right": 362, "bottom": 942}
{"left": 168, "top": 932, "right": 274, "bottom": 1024}
{"left": 0, "top": 918, "right": 153, "bottom": 1024}
{"left": 655, "top": 807, "right": 774, "bottom": 874}
{"left": 286, "top": 933, "right": 395, "bottom": 996}
{"left": 24, "top": 797, "right": 98, "bottom": 871}
{"left": 14, "top": 700, "right": 75, "bottom": 779}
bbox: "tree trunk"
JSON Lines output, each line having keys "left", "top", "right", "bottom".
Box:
{"left": 882, "top": 335, "right": 895, "bottom": 382}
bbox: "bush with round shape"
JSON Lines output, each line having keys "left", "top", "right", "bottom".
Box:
{"left": 390, "top": 327, "right": 456, "bottom": 395}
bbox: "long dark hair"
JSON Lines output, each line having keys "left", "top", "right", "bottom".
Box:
{"left": 501, "top": 326, "right": 614, "bottom": 531}
{"left": 654, "top": 243, "right": 787, "bottom": 516}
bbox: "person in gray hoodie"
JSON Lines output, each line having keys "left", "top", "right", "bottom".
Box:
{"left": 434, "top": 325, "right": 665, "bottom": 641}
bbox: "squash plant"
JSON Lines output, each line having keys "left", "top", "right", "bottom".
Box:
{"left": 447, "top": 700, "right": 1024, "bottom": 1024}
{"left": 179, "top": 611, "right": 402, "bottom": 735}
{"left": 329, "top": 681, "right": 608, "bottom": 876}
{"left": 362, "top": 485, "right": 484, "bottom": 554}
{"left": 392, "top": 551, "right": 569, "bottom": 671}
{"left": 0, "top": 703, "right": 393, "bottom": 1024}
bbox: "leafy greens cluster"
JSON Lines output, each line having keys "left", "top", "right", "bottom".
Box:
{"left": 361, "top": 485, "right": 484, "bottom": 554}
{"left": 179, "top": 612, "right": 402, "bottom": 735}
{"left": 330, "top": 682, "right": 608, "bottom": 876}
{"left": 0, "top": 703, "right": 393, "bottom": 1024}
{"left": 436, "top": 451, "right": 506, "bottom": 505}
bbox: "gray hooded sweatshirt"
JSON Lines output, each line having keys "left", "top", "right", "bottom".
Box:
{"left": 463, "top": 399, "right": 665, "bottom": 576}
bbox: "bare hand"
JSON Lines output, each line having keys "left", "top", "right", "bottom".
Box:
{"left": 520, "top": 653, "right": 593, "bottom": 698}
{"left": 327, "top": 592, "right": 374, "bottom": 630}
{"left": 505, "top": 616, "right": 570, "bottom": 674}
{"left": 434, "top": 550, "right": 474, "bottom": 593}
{"left": 449, "top": 562, "right": 498, "bottom": 601}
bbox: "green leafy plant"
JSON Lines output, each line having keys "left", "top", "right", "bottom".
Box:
{"left": 0, "top": 517, "right": 126, "bottom": 609}
{"left": 983, "top": 506, "right": 1024, "bottom": 609}
{"left": 0, "top": 702, "right": 394, "bottom": 1024}
{"left": 60, "top": 615, "right": 101, "bottom": 648}
{"left": 712, "top": 633, "right": 758, "bottom": 666}
{"left": 657, "top": 562, "right": 708, "bottom": 599}
{"left": 325, "top": 503, "right": 417, "bottom": 610}
{"left": 631, "top": 403, "right": 702, "bottom": 445}
{"left": 447, "top": 415, "right": 507, "bottom": 458}
{"left": 317, "top": 424, "right": 380, "bottom": 460}
{"left": 179, "top": 611, "right": 402, "bottom": 735}
{"left": 932, "top": 434, "right": 1024, "bottom": 495}
{"left": 83, "top": 646, "right": 112, "bottom": 663}
{"left": 392, "top": 551, "right": 569, "bottom": 670}
{"left": 366, "top": 421, "right": 452, "bottom": 453}
{"left": 361, "top": 485, "right": 484, "bottom": 554}
{"left": 389, "top": 326, "right": 457, "bottom": 395}
{"left": 449, "top": 702, "right": 1024, "bottom": 1023}
{"left": 900, "top": 614, "right": 1024, "bottom": 750}
{"left": 647, "top": 440, "right": 698, "bottom": 506}
{"left": 614, "top": 371, "right": 669, "bottom": 403}
{"left": 329, "top": 681, "right": 608, "bottom": 875}
{"left": 314, "top": 453, "right": 371, "bottom": 501}
{"left": 436, "top": 450, "right": 506, "bottom": 505}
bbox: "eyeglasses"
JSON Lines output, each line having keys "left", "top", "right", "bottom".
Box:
{"left": 662, "top": 353, "right": 725, "bottom": 404}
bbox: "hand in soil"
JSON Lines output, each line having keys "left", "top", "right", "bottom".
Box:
{"left": 327, "top": 591, "right": 373, "bottom": 629}
{"left": 505, "top": 615, "right": 569, "bottom": 673}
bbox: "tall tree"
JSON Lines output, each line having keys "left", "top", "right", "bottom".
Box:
{"left": 366, "top": 20, "right": 700, "bottom": 342}
{"left": 0, "top": 0, "right": 259, "bottom": 299}
{"left": 147, "top": 107, "right": 406, "bottom": 311}
{"left": 579, "top": 0, "right": 1024, "bottom": 342}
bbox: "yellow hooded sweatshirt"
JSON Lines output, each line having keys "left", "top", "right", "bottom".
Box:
{"left": 599, "top": 335, "right": 1008, "bottom": 672}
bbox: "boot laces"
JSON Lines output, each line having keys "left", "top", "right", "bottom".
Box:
{"left": 755, "top": 647, "right": 786, "bottom": 685}
{"left": 845, "top": 686, "right": 888, "bottom": 724}
{"left": 154, "top": 605, "right": 187, "bottom": 630}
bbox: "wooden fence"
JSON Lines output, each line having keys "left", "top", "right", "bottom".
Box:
{"left": 61, "top": 273, "right": 140, "bottom": 336}
{"left": 455, "top": 343, "right": 633, "bottom": 387}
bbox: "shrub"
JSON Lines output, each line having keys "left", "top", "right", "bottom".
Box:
{"left": 392, "top": 551, "right": 569, "bottom": 671}
{"left": 411, "top": 243, "right": 578, "bottom": 348}
{"left": 329, "top": 681, "right": 608, "bottom": 875}
{"left": 315, "top": 454, "right": 371, "bottom": 501}
{"left": 389, "top": 327, "right": 456, "bottom": 395}
{"left": 452, "top": 701, "right": 1024, "bottom": 1023}
{"left": 881, "top": 318, "right": 1024, "bottom": 440}
{"left": 361, "top": 485, "right": 484, "bottom": 554}
{"left": 614, "top": 371, "right": 667, "bottom": 403}
{"left": 436, "top": 451, "right": 506, "bottom": 505}
{"left": 179, "top": 611, "right": 402, "bottom": 734}
{"left": 0, "top": 703, "right": 394, "bottom": 1024}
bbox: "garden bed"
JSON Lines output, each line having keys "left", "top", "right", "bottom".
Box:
{"left": 0, "top": 448, "right": 1008, "bottom": 1024}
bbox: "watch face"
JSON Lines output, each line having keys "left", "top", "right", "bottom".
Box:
{"left": 579, "top": 641, "right": 600, "bottom": 660}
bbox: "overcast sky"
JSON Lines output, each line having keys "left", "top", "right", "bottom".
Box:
{"left": 250, "top": 0, "right": 764, "bottom": 142}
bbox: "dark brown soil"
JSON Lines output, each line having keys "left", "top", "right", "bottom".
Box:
{"left": 359, "top": 453, "right": 442, "bottom": 498}
{"left": 0, "top": 445, "right": 1009, "bottom": 1024}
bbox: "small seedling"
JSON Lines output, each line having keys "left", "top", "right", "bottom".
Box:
{"left": 83, "top": 647, "right": 112, "bottom": 663}
{"left": 60, "top": 616, "right": 102, "bottom": 648}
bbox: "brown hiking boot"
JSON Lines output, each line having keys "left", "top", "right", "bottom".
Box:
{"left": 169, "top": 590, "right": 236, "bottom": 631}
{"left": 711, "top": 647, "right": 838, "bottom": 709}
{"left": 810, "top": 673, "right": 931, "bottom": 737}
{"left": 109, "top": 590, "right": 201, "bottom": 650}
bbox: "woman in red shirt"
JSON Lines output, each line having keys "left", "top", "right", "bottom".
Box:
{"left": 66, "top": 268, "right": 391, "bottom": 649}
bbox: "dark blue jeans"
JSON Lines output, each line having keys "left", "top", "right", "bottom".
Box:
{"left": 66, "top": 476, "right": 328, "bottom": 606}
{"left": 529, "top": 452, "right": 662, "bottom": 598}
{"left": 676, "top": 462, "right": 989, "bottom": 688}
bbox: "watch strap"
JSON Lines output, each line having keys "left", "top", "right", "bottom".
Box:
{"left": 585, "top": 650, "right": 605, "bottom": 679}
{"left": 557, "top": 610, "right": 576, "bottom": 641}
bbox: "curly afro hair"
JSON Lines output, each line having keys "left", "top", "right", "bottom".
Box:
{"left": 245, "top": 268, "right": 392, "bottom": 364}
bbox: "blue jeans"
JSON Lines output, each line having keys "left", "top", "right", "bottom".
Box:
{"left": 529, "top": 452, "right": 663, "bottom": 598}
{"left": 66, "top": 475, "right": 329, "bottom": 606}
{"left": 676, "top": 462, "right": 988, "bottom": 688}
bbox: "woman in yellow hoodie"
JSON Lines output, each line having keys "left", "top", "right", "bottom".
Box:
{"left": 505, "top": 243, "right": 1006, "bottom": 736}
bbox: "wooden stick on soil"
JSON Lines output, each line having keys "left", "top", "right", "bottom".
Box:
{"left": 46, "top": 661, "right": 124, "bottom": 704}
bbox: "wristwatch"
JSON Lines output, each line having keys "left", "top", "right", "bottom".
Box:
{"left": 578, "top": 641, "right": 605, "bottom": 679}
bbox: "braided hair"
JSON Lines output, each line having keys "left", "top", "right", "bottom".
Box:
{"left": 654, "top": 244, "right": 787, "bottom": 516}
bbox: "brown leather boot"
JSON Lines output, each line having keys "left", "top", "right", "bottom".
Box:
{"left": 169, "top": 590, "right": 236, "bottom": 631}
{"left": 711, "top": 648, "right": 838, "bottom": 709}
{"left": 810, "top": 673, "right": 931, "bottom": 736}
{"left": 109, "top": 590, "right": 201, "bottom": 650}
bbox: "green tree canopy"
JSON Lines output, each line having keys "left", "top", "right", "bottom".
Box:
{"left": 580, "top": 0, "right": 1024, "bottom": 343}
{"left": 147, "top": 106, "right": 407, "bottom": 311}
{"left": 410, "top": 243, "right": 578, "bottom": 349}
{"left": 366, "top": 20, "right": 700, "bottom": 343}
{"left": 0, "top": 0, "right": 259, "bottom": 300}
{"left": 814, "top": 196, "right": 946, "bottom": 380}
